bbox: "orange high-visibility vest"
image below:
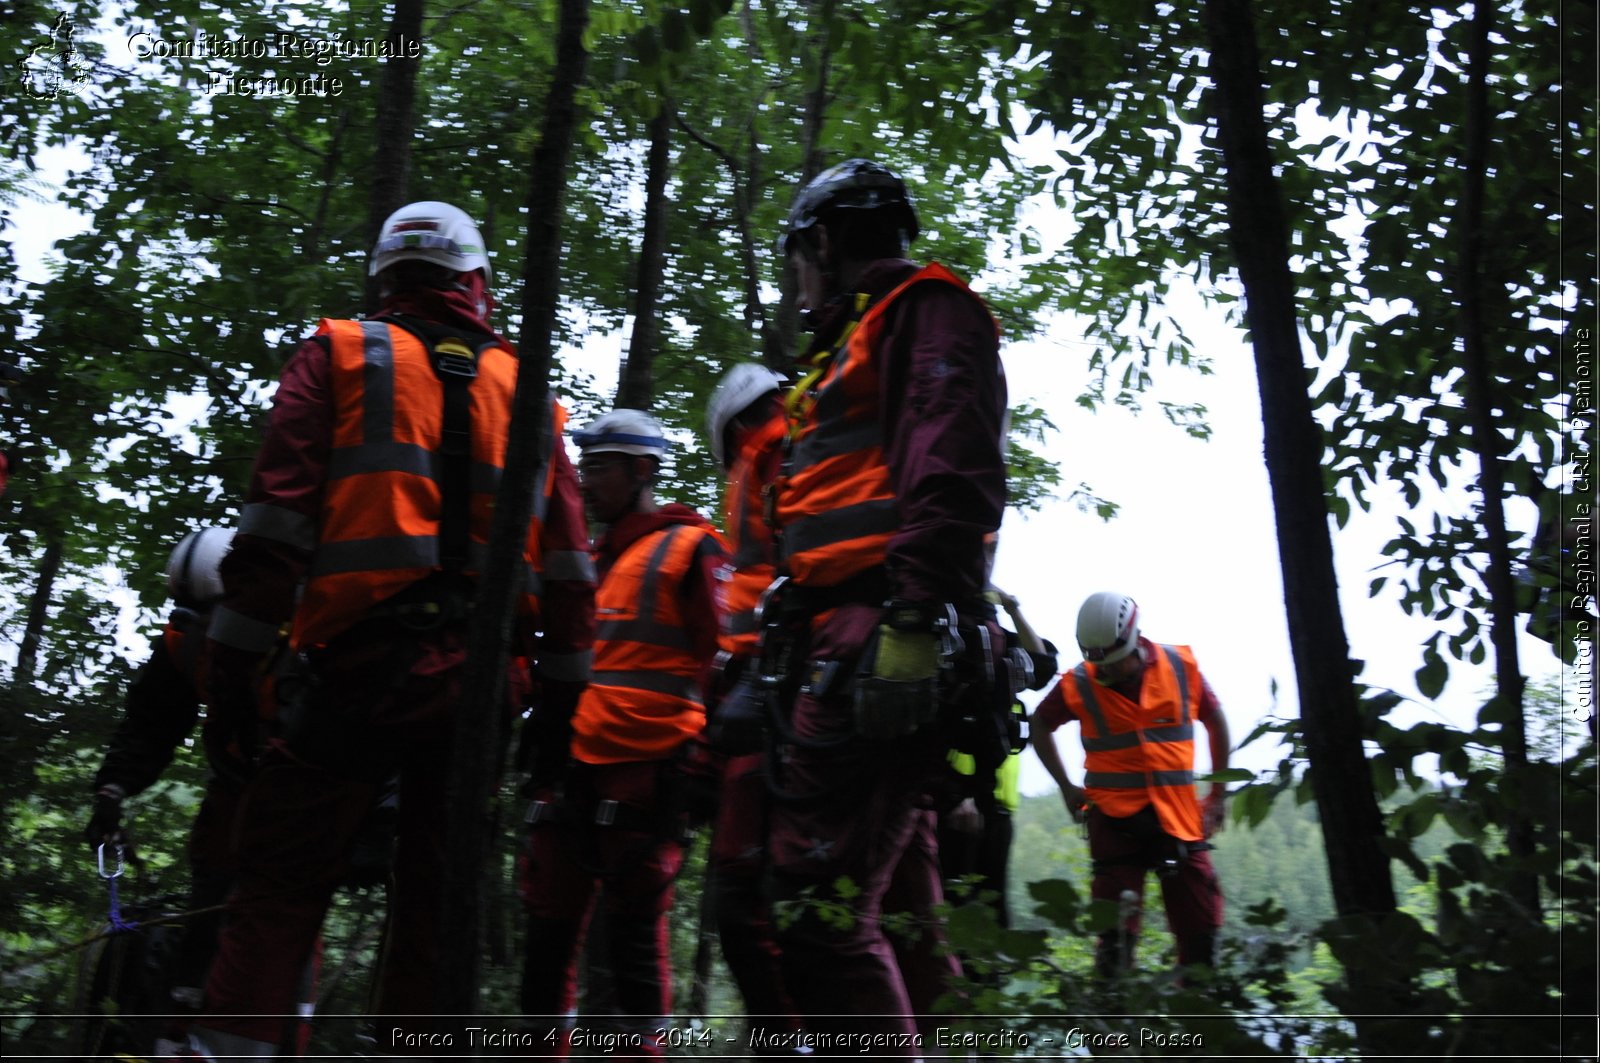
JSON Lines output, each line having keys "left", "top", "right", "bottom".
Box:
{"left": 1060, "top": 643, "right": 1206, "bottom": 842}
{"left": 572, "top": 523, "right": 724, "bottom": 764}
{"left": 288, "top": 319, "right": 562, "bottom": 649}
{"left": 717, "top": 414, "right": 785, "bottom": 656}
{"left": 775, "top": 263, "right": 996, "bottom": 587}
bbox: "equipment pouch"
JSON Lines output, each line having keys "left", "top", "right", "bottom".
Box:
{"left": 853, "top": 673, "right": 940, "bottom": 740}
{"left": 852, "top": 625, "right": 942, "bottom": 741}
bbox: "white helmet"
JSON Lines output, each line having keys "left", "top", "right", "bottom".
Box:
{"left": 572, "top": 408, "right": 670, "bottom": 458}
{"left": 706, "top": 364, "right": 785, "bottom": 467}
{"left": 369, "top": 201, "right": 491, "bottom": 282}
{"left": 166, "top": 527, "right": 235, "bottom": 606}
{"left": 1076, "top": 591, "right": 1140, "bottom": 665}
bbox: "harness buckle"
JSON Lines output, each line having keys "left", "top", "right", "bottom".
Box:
{"left": 594, "top": 799, "right": 619, "bottom": 827}
{"left": 432, "top": 338, "right": 480, "bottom": 379}
{"left": 524, "top": 799, "right": 552, "bottom": 827}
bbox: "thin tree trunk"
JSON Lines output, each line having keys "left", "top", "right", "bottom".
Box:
{"left": 773, "top": 0, "right": 834, "bottom": 362}
{"left": 303, "top": 113, "right": 351, "bottom": 266}
{"left": 1455, "top": 0, "right": 1539, "bottom": 916}
{"left": 438, "top": 0, "right": 592, "bottom": 1016}
{"left": 616, "top": 99, "right": 674, "bottom": 410}
{"left": 673, "top": 105, "right": 777, "bottom": 367}
{"left": 740, "top": 0, "right": 784, "bottom": 370}
{"left": 14, "top": 530, "right": 63, "bottom": 688}
{"left": 1200, "top": 0, "right": 1396, "bottom": 921}
{"left": 362, "top": 0, "right": 426, "bottom": 313}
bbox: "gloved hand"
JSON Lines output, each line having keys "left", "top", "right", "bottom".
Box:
{"left": 1203, "top": 788, "right": 1227, "bottom": 837}
{"left": 704, "top": 669, "right": 770, "bottom": 756}
{"left": 85, "top": 784, "right": 126, "bottom": 849}
{"left": 516, "top": 708, "right": 573, "bottom": 792}
{"left": 672, "top": 735, "right": 724, "bottom": 829}
{"left": 1027, "top": 640, "right": 1060, "bottom": 690}
{"left": 203, "top": 641, "right": 266, "bottom": 782}
{"left": 1060, "top": 782, "right": 1089, "bottom": 825}
{"left": 853, "top": 602, "right": 945, "bottom": 740}
{"left": 346, "top": 777, "right": 401, "bottom": 889}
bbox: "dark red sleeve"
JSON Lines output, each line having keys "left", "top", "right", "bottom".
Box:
{"left": 210, "top": 338, "right": 332, "bottom": 651}
{"left": 877, "top": 279, "right": 1008, "bottom": 605}
{"left": 1031, "top": 676, "right": 1078, "bottom": 734}
{"left": 1195, "top": 674, "right": 1221, "bottom": 722}
{"left": 527, "top": 431, "right": 597, "bottom": 694}
{"left": 686, "top": 531, "right": 729, "bottom": 668}
{"left": 94, "top": 632, "right": 201, "bottom": 796}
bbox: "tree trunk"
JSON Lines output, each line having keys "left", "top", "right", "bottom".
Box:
{"left": 303, "top": 113, "right": 352, "bottom": 266}
{"left": 14, "top": 530, "right": 62, "bottom": 688}
{"left": 616, "top": 99, "right": 673, "bottom": 410}
{"left": 362, "top": 0, "right": 426, "bottom": 313}
{"left": 773, "top": 0, "right": 834, "bottom": 363}
{"left": 1200, "top": 0, "right": 1396, "bottom": 920}
{"left": 740, "top": 0, "right": 784, "bottom": 370}
{"left": 673, "top": 104, "right": 780, "bottom": 369}
{"left": 438, "top": 0, "right": 592, "bottom": 1017}
{"left": 1455, "top": 0, "right": 1539, "bottom": 917}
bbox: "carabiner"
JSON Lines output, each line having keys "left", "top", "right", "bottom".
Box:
{"left": 97, "top": 842, "right": 125, "bottom": 880}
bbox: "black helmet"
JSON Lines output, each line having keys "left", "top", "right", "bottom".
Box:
{"left": 779, "top": 158, "right": 920, "bottom": 258}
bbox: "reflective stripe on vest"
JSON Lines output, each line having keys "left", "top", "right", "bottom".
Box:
{"left": 718, "top": 414, "right": 784, "bottom": 655}
{"left": 288, "top": 320, "right": 560, "bottom": 649}
{"left": 539, "top": 648, "right": 595, "bottom": 684}
{"left": 571, "top": 523, "right": 722, "bottom": 765}
{"left": 776, "top": 263, "right": 996, "bottom": 587}
{"left": 1065, "top": 642, "right": 1206, "bottom": 841}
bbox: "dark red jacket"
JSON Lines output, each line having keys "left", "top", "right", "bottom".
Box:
{"left": 795, "top": 259, "right": 1007, "bottom": 606}
{"left": 207, "top": 283, "right": 595, "bottom": 713}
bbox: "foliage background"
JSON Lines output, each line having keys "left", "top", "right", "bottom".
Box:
{"left": 1, "top": 0, "right": 1595, "bottom": 1057}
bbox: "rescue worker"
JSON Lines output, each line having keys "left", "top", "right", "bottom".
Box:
{"left": 84, "top": 527, "right": 269, "bottom": 1057}
{"left": 190, "top": 201, "right": 595, "bottom": 1058}
{"left": 519, "top": 408, "right": 726, "bottom": 1056}
{"left": 939, "top": 571, "right": 1057, "bottom": 945}
{"left": 765, "top": 158, "right": 1010, "bottom": 1046}
{"left": 702, "top": 363, "right": 802, "bottom": 1044}
{"left": 1032, "top": 591, "right": 1231, "bottom": 977}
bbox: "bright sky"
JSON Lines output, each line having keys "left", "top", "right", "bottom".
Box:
{"left": 993, "top": 291, "right": 1566, "bottom": 796}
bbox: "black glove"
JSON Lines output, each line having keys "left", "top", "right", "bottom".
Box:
{"left": 704, "top": 670, "right": 771, "bottom": 756}
{"left": 672, "top": 736, "right": 724, "bottom": 829}
{"left": 1028, "top": 640, "right": 1060, "bottom": 690}
{"left": 85, "top": 784, "right": 125, "bottom": 849}
{"left": 203, "top": 642, "right": 266, "bottom": 782}
{"left": 346, "top": 776, "right": 400, "bottom": 889}
{"left": 517, "top": 710, "right": 573, "bottom": 791}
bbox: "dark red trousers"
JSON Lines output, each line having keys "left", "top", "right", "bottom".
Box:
{"left": 192, "top": 626, "right": 494, "bottom": 1056}
{"left": 519, "top": 760, "right": 684, "bottom": 1060}
{"left": 765, "top": 602, "right": 961, "bottom": 1052}
{"left": 710, "top": 752, "right": 799, "bottom": 1041}
{"left": 1086, "top": 804, "right": 1224, "bottom": 972}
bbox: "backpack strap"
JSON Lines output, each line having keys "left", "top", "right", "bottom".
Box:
{"left": 376, "top": 313, "right": 501, "bottom": 576}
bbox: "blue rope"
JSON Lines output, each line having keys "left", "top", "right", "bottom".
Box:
{"left": 106, "top": 872, "right": 139, "bottom": 933}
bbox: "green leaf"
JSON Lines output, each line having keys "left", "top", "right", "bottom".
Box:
{"left": 1415, "top": 647, "right": 1448, "bottom": 699}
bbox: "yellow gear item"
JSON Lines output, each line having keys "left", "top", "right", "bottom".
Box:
{"left": 872, "top": 625, "right": 940, "bottom": 682}
{"left": 949, "top": 749, "right": 1022, "bottom": 813}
